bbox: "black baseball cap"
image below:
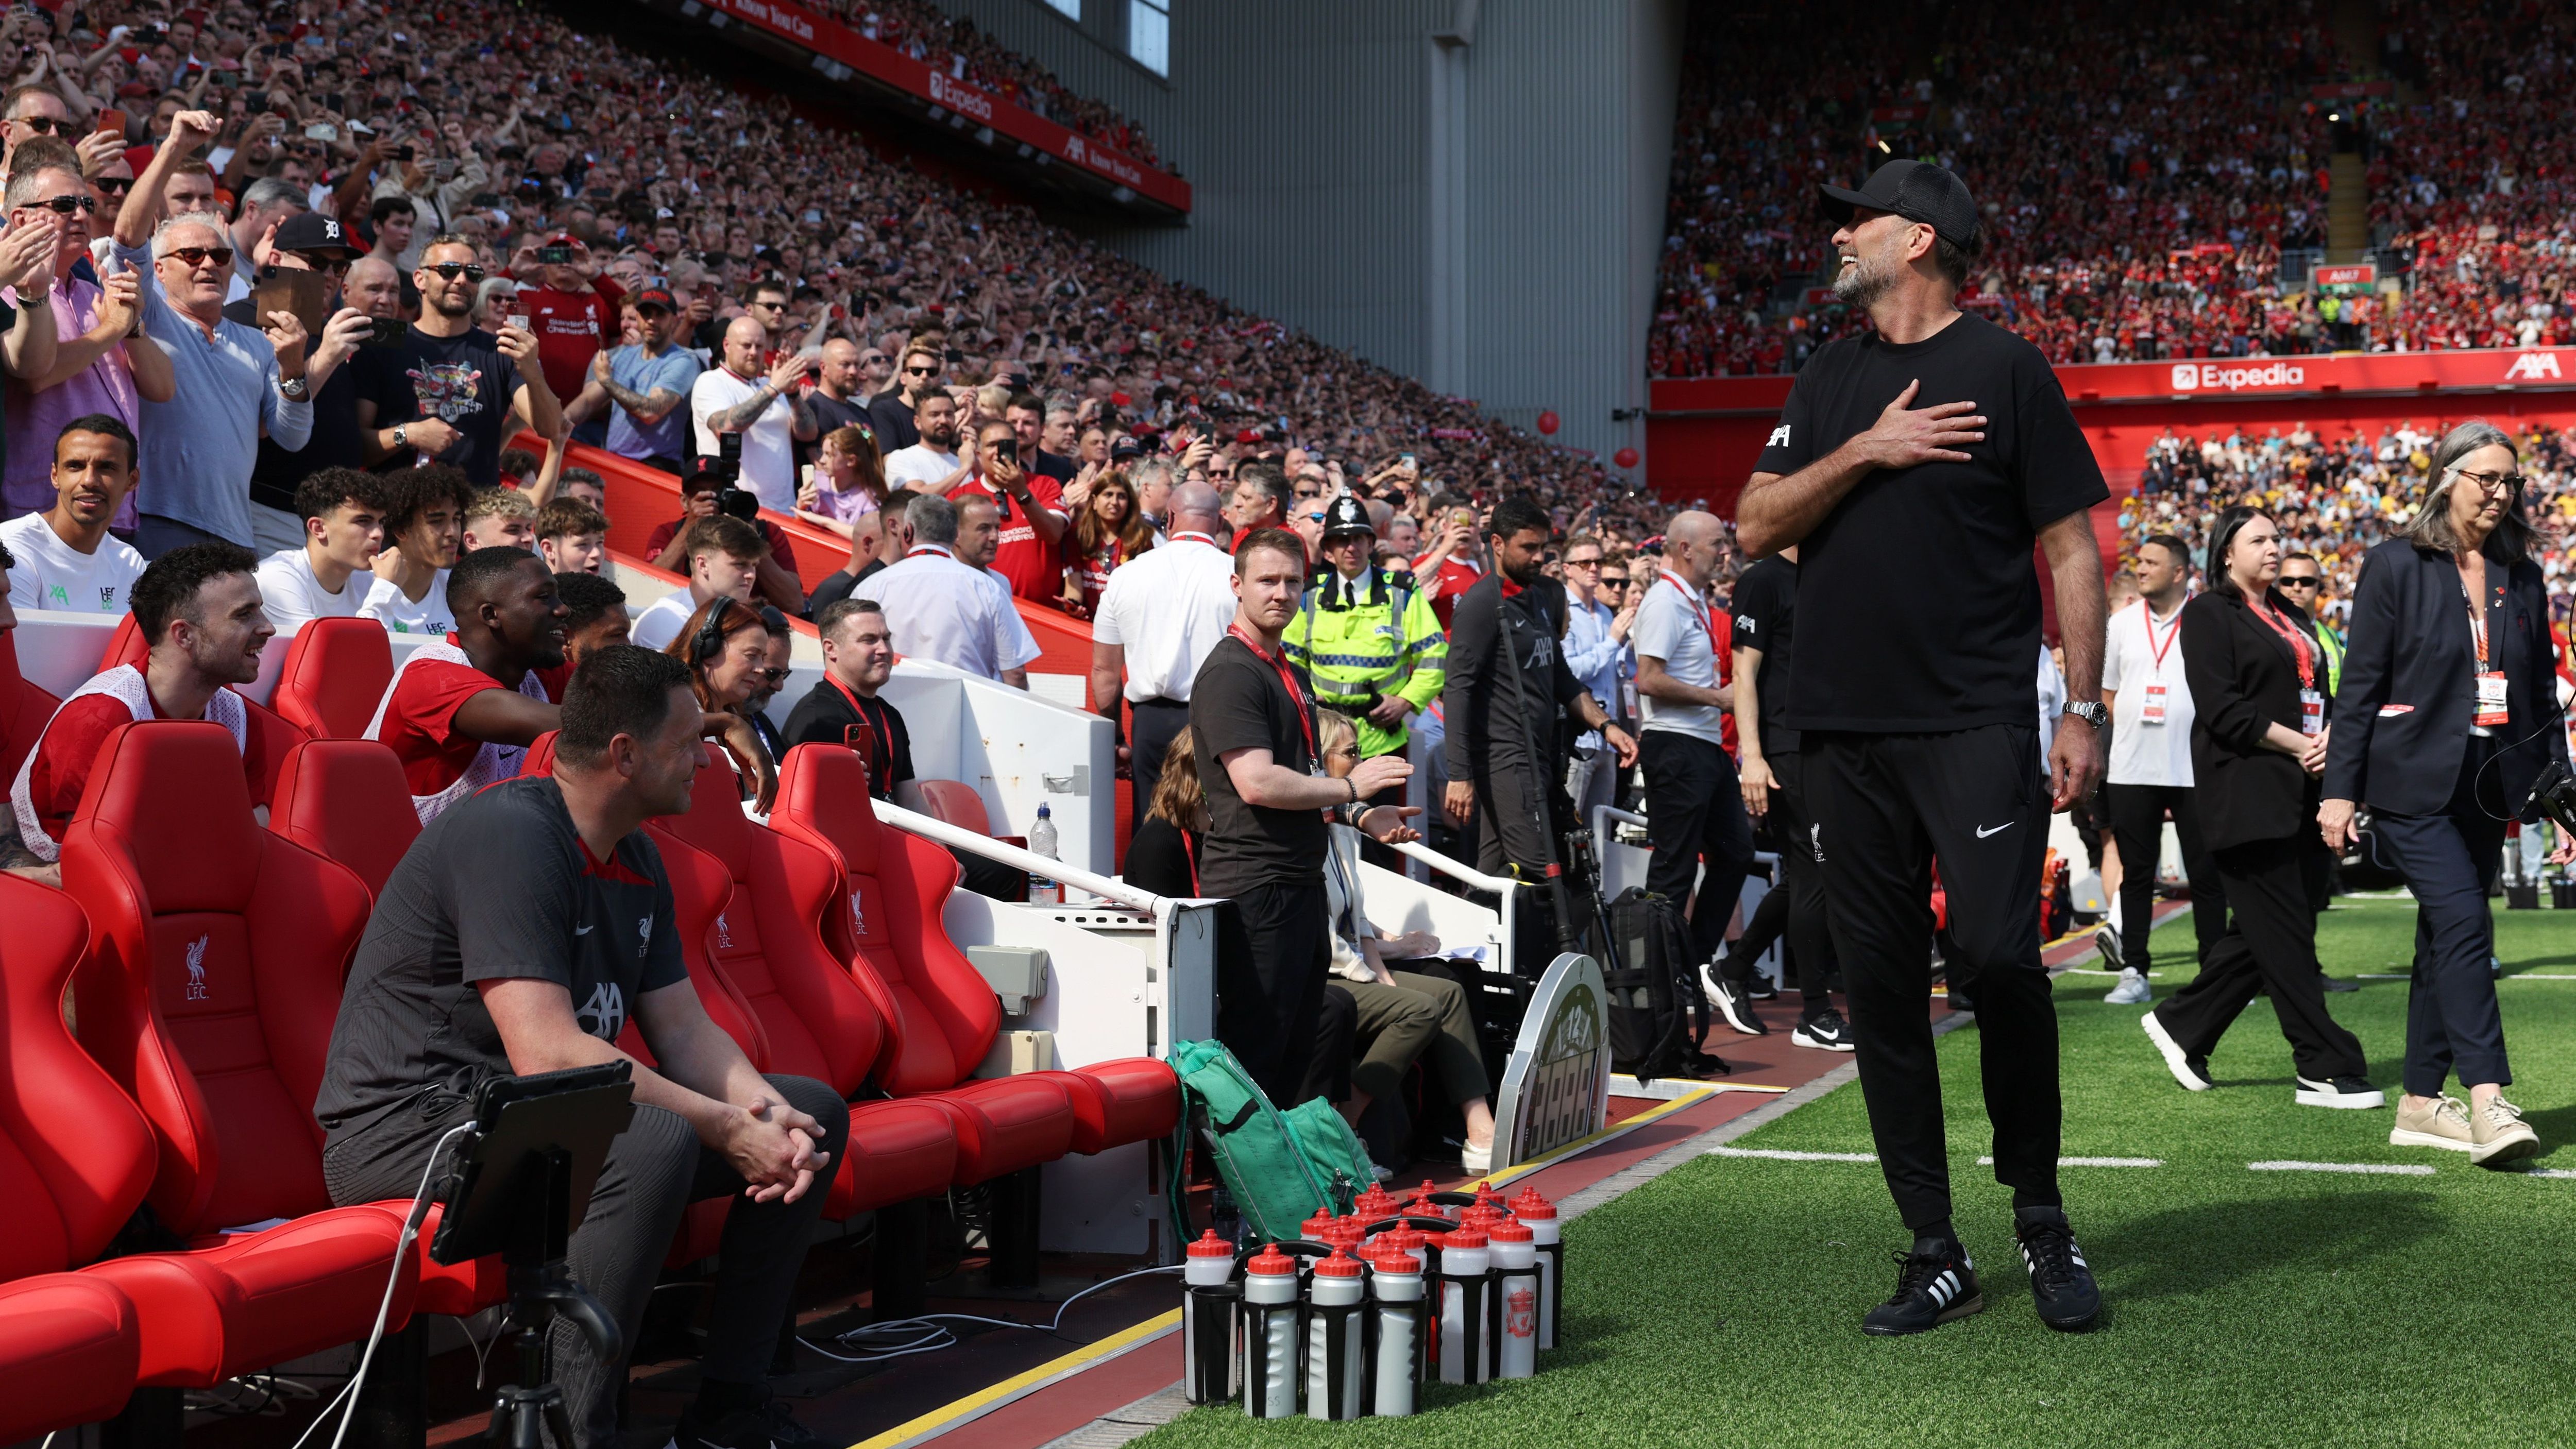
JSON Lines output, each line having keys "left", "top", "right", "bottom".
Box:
{"left": 273, "top": 211, "right": 355, "bottom": 259}
{"left": 1818, "top": 160, "right": 1981, "bottom": 250}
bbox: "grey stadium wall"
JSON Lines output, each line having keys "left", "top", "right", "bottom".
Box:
{"left": 936, "top": 0, "right": 1687, "bottom": 475}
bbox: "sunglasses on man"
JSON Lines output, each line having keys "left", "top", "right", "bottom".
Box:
{"left": 10, "top": 116, "right": 72, "bottom": 136}
{"left": 161, "top": 244, "right": 236, "bottom": 268}
{"left": 2277, "top": 575, "right": 2321, "bottom": 589}
{"left": 424, "top": 261, "right": 487, "bottom": 282}
{"left": 24, "top": 194, "right": 96, "bottom": 215}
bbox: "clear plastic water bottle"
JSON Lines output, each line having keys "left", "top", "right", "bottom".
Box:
{"left": 1027, "top": 803, "right": 1060, "bottom": 904}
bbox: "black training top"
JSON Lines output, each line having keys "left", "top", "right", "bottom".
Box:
{"left": 1755, "top": 311, "right": 2106, "bottom": 734}
{"left": 1189, "top": 633, "right": 1327, "bottom": 896}
{"left": 315, "top": 775, "right": 687, "bottom": 1146}
{"left": 1729, "top": 554, "right": 1799, "bottom": 758}
{"left": 781, "top": 678, "right": 916, "bottom": 801}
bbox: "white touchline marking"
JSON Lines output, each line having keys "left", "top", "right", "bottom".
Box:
{"left": 2059, "top": 969, "right": 2163, "bottom": 978}
{"left": 1705, "top": 1146, "right": 1877, "bottom": 1163}
{"left": 2358, "top": 974, "right": 2409, "bottom": 979}
{"left": 2522, "top": 1169, "right": 2576, "bottom": 1179}
{"left": 2248, "top": 1161, "right": 2435, "bottom": 1176}
{"left": 1977, "top": 1156, "right": 2162, "bottom": 1167}
{"left": 2506, "top": 975, "right": 2576, "bottom": 981}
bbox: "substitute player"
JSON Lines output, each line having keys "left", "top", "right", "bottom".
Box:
{"left": 1738, "top": 159, "right": 2109, "bottom": 1336}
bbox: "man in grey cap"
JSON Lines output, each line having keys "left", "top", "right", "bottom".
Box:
{"left": 1736, "top": 159, "right": 2111, "bottom": 1337}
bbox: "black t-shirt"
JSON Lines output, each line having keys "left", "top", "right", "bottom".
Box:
{"left": 803, "top": 389, "right": 872, "bottom": 472}
{"left": 1730, "top": 555, "right": 1799, "bottom": 757}
{"left": 1756, "top": 312, "right": 2106, "bottom": 733}
{"left": 1190, "top": 634, "right": 1328, "bottom": 896}
{"left": 353, "top": 323, "right": 518, "bottom": 488}
{"left": 780, "top": 677, "right": 914, "bottom": 800}
{"left": 223, "top": 306, "right": 365, "bottom": 513}
{"left": 868, "top": 391, "right": 922, "bottom": 453}
{"left": 805, "top": 557, "right": 887, "bottom": 615}
{"left": 1032, "top": 448, "right": 1077, "bottom": 483}
{"left": 315, "top": 776, "right": 687, "bottom": 1145}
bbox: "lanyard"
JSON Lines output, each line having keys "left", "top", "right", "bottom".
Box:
{"left": 1180, "top": 829, "right": 1200, "bottom": 895}
{"left": 2244, "top": 593, "right": 2314, "bottom": 690}
{"left": 1169, "top": 531, "right": 1221, "bottom": 548}
{"left": 906, "top": 544, "right": 955, "bottom": 561}
{"left": 1227, "top": 622, "right": 1319, "bottom": 767}
{"left": 2142, "top": 600, "right": 2184, "bottom": 670}
{"left": 2456, "top": 554, "right": 2493, "bottom": 667}
{"left": 825, "top": 674, "right": 890, "bottom": 789}
{"left": 1659, "top": 571, "right": 1717, "bottom": 646}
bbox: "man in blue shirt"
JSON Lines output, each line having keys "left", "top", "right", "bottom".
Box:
{"left": 1558, "top": 532, "right": 1633, "bottom": 825}
{"left": 114, "top": 109, "right": 315, "bottom": 558}
{"left": 582, "top": 286, "right": 701, "bottom": 475}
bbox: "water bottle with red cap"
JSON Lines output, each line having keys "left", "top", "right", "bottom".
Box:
{"left": 1303, "top": 1249, "right": 1366, "bottom": 1420}
{"left": 1487, "top": 1219, "right": 1539, "bottom": 1380}
{"left": 1435, "top": 1225, "right": 1492, "bottom": 1385}
{"left": 1182, "top": 1230, "right": 1239, "bottom": 1405}
{"left": 1365, "top": 1248, "right": 1426, "bottom": 1418}
{"left": 1511, "top": 1187, "right": 1563, "bottom": 1350}
{"left": 1242, "top": 1243, "right": 1302, "bottom": 1419}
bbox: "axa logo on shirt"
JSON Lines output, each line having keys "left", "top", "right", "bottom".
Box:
{"left": 183, "top": 933, "right": 210, "bottom": 1001}
{"left": 1766, "top": 423, "right": 1792, "bottom": 448}
{"left": 575, "top": 981, "right": 626, "bottom": 1040}
{"left": 2504, "top": 351, "right": 2562, "bottom": 381}
{"left": 2168, "top": 361, "right": 2305, "bottom": 393}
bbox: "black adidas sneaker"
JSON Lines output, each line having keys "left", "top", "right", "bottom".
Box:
{"left": 2014, "top": 1206, "right": 2102, "bottom": 1331}
{"left": 1860, "top": 1240, "right": 1982, "bottom": 1336}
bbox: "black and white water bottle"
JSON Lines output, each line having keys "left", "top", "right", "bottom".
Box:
{"left": 1181, "top": 1230, "right": 1239, "bottom": 1405}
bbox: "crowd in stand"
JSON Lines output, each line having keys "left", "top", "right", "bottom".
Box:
{"left": 2114, "top": 418, "right": 2576, "bottom": 633}
{"left": 1650, "top": 0, "right": 2576, "bottom": 377}
{"left": 811, "top": 0, "right": 1164, "bottom": 165}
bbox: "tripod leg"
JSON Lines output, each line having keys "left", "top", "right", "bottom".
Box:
{"left": 542, "top": 1393, "right": 581, "bottom": 1449}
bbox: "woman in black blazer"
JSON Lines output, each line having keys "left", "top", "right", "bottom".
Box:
{"left": 2321, "top": 421, "right": 2575, "bottom": 1167}
{"left": 2139, "top": 506, "right": 2378, "bottom": 1109}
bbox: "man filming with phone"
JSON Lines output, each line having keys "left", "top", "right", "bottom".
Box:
{"left": 222, "top": 212, "right": 380, "bottom": 553}
{"left": 947, "top": 417, "right": 1066, "bottom": 602}
{"left": 353, "top": 235, "right": 565, "bottom": 490}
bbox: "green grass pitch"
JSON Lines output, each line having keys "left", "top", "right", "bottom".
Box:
{"left": 1136, "top": 895, "right": 2576, "bottom": 1448}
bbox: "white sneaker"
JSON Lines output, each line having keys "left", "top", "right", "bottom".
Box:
{"left": 2093, "top": 924, "right": 2122, "bottom": 965}
{"left": 2140, "top": 1010, "right": 2212, "bottom": 1091}
{"left": 2102, "top": 968, "right": 2153, "bottom": 1005}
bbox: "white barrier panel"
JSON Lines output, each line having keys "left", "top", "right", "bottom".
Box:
{"left": 873, "top": 659, "right": 1117, "bottom": 880}
{"left": 11, "top": 610, "right": 455, "bottom": 705}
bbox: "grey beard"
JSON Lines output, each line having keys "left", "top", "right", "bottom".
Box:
{"left": 1830, "top": 252, "right": 1894, "bottom": 309}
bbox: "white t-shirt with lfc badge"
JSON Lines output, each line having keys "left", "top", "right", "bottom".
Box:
{"left": 0, "top": 512, "right": 144, "bottom": 616}
{"left": 359, "top": 569, "right": 456, "bottom": 637}
{"left": 2103, "top": 598, "right": 2194, "bottom": 787}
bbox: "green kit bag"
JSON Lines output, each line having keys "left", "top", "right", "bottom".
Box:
{"left": 1168, "top": 1039, "right": 1332, "bottom": 1243}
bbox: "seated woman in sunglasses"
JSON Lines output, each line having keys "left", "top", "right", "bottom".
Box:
{"left": 665, "top": 595, "right": 792, "bottom": 796}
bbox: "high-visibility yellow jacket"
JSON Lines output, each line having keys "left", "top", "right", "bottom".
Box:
{"left": 1285, "top": 565, "right": 1448, "bottom": 759}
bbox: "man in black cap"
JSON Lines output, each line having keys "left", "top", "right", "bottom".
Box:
{"left": 583, "top": 286, "right": 703, "bottom": 475}
{"left": 225, "top": 211, "right": 385, "bottom": 555}
{"left": 1737, "top": 159, "right": 2110, "bottom": 1336}
{"left": 1284, "top": 496, "right": 1448, "bottom": 861}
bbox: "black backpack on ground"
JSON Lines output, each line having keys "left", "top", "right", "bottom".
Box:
{"left": 1604, "top": 885, "right": 1723, "bottom": 1082}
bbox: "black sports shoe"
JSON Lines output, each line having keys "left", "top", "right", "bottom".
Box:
{"left": 1791, "top": 1007, "right": 1856, "bottom": 1052}
{"left": 1860, "top": 1241, "right": 1982, "bottom": 1336}
{"left": 1702, "top": 965, "right": 1768, "bottom": 1036}
{"left": 2014, "top": 1207, "right": 2101, "bottom": 1332}
{"left": 669, "top": 1390, "right": 824, "bottom": 1449}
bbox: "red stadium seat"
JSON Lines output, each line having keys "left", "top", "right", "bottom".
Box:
{"left": 56, "top": 722, "right": 434, "bottom": 1378}
{"left": 769, "top": 745, "right": 1177, "bottom": 1167}
{"left": 913, "top": 777, "right": 1024, "bottom": 850}
{"left": 651, "top": 746, "right": 957, "bottom": 1217}
{"left": 272, "top": 617, "right": 396, "bottom": 740}
{"left": 97, "top": 613, "right": 146, "bottom": 671}
{"left": 266, "top": 738, "right": 420, "bottom": 901}
{"left": 0, "top": 627, "right": 61, "bottom": 784}
{"left": 0, "top": 1274, "right": 139, "bottom": 1442}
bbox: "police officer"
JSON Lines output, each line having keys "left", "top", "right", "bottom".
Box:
{"left": 1285, "top": 497, "right": 1448, "bottom": 840}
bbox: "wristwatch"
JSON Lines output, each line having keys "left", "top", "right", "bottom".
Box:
{"left": 393, "top": 423, "right": 409, "bottom": 450}
{"left": 2062, "top": 701, "right": 2109, "bottom": 729}
{"left": 277, "top": 374, "right": 309, "bottom": 401}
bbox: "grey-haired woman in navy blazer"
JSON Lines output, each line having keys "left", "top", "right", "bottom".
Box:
{"left": 2321, "top": 420, "right": 2574, "bottom": 1168}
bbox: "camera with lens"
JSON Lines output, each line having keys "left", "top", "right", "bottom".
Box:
{"left": 2530, "top": 760, "right": 2576, "bottom": 839}
{"left": 691, "top": 435, "right": 761, "bottom": 522}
